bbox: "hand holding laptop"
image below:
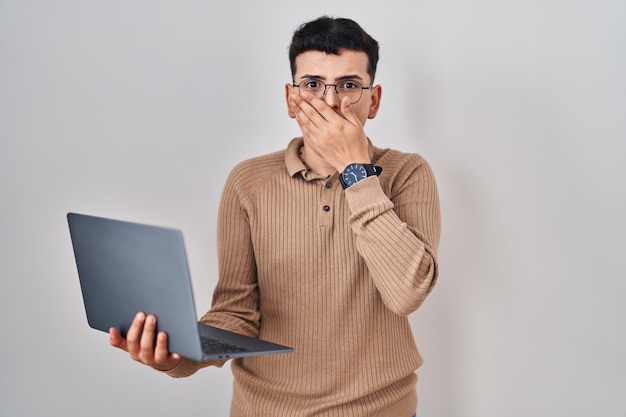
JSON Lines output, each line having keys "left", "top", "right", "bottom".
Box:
{"left": 68, "top": 213, "right": 293, "bottom": 363}
{"left": 109, "top": 312, "right": 182, "bottom": 372}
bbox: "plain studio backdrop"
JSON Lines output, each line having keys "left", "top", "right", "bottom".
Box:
{"left": 1, "top": 1, "right": 624, "bottom": 416}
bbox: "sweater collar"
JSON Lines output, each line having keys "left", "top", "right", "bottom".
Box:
{"left": 285, "top": 137, "right": 307, "bottom": 178}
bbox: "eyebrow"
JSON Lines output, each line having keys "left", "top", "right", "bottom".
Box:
{"left": 298, "top": 74, "right": 365, "bottom": 82}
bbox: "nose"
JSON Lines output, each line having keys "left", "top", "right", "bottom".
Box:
{"left": 322, "top": 84, "right": 341, "bottom": 108}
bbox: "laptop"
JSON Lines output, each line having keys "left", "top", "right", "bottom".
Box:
{"left": 67, "top": 212, "right": 293, "bottom": 361}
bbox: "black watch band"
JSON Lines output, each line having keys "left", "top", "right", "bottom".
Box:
{"left": 339, "top": 163, "right": 383, "bottom": 189}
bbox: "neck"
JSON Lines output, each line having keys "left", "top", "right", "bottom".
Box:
{"left": 300, "top": 144, "right": 336, "bottom": 177}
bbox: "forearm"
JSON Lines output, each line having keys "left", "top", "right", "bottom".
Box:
{"left": 345, "top": 175, "right": 440, "bottom": 316}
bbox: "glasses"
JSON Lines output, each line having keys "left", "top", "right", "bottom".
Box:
{"left": 292, "top": 79, "right": 372, "bottom": 104}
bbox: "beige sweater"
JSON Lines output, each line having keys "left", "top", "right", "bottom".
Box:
{"left": 167, "top": 137, "right": 441, "bottom": 417}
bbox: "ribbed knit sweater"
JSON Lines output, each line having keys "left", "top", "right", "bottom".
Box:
{"left": 167, "top": 137, "right": 441, "bottom": 417}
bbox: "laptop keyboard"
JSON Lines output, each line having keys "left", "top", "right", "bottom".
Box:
{"left": 200, "top": 337, "right": 250, "bottom": 355}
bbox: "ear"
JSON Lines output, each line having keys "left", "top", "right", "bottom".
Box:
{"left": 285, "top": 83, "right": 297, "bottom": 119}
{"left": 367, "top": 84, "right": 382, "bottom": 119}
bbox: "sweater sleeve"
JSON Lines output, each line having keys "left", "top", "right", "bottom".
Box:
{"left": 201, "top": 163, "right": 262, "bottom": 336}
{"left": 344, "top": 156, "right": 441, "bottom": 316}
{"left": 165, "top": 165, "right": 262, "bottom": 379}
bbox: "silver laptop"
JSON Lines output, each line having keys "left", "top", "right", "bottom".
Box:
{"left": 67, "top": 212, "right": 293, "bottom": 361}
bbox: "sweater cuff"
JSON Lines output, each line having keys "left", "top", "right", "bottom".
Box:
{"left": 344, "top": 175, "right": 390, "bottom": 213}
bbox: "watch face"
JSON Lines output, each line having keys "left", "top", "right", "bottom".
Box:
{"left": 342, "top": 163, "right": 368, "bottom": 187}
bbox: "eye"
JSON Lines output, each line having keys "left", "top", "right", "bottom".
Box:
{"left": 339, "top": 80, "right": 361, "bottom": 90}
{"left": 302, "top": 80, "right": 321, "bottom": 90}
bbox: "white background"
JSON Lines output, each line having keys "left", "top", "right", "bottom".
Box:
{"left": 1, "top": 1, "right": 625, "bottom": 416}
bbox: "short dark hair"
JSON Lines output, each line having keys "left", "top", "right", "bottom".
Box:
{"left": 288, "top": 16, "right": 379, "bottom": 82}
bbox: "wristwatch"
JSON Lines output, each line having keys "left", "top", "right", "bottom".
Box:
{"left": 339, "top": 163, "right": 383, "bottom": 189}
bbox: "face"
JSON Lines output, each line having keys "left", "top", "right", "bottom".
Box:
{"left": 286, "top": 50, "right": 382, "bottom": 125}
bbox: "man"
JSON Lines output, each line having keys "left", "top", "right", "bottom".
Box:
{"left": 110, "top": 16, "right": 440, "bottom": 417}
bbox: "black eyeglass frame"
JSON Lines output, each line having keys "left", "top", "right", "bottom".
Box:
{"left": 292, "top": 79, "right": 372, "bottom": 104}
